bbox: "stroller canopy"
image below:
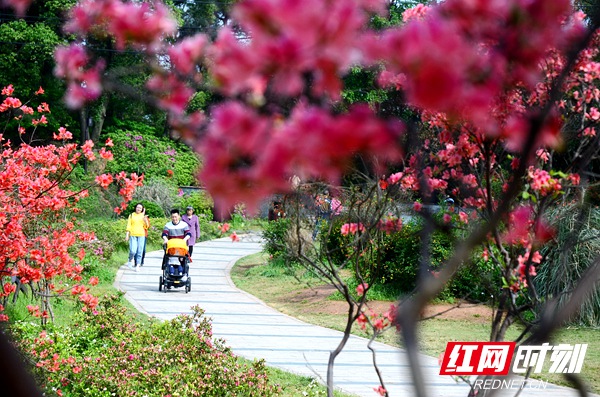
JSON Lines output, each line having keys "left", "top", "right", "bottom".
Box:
{"left": 166, "top": 238, "right": 188, "bottom": 256}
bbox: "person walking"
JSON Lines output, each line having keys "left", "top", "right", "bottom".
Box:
{"left": 140, "top": 214, "right": 150, "bottom": 266}
{"left": 312, "top": 190, "right": 332, "bottom": 240}
{"left": 126, "top": 203, "right": 149, "bottom": 272}
{"left": 162, "top": 209, "right": 191, "bottom": 275}
{"left": 162, "top": 209, "right": 191, "bottom": 244}
{"left": 182, "top": 206, "right": 200, "bottom": 256}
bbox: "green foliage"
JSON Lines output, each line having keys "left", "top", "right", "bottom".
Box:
{"left": 262, "top": 219, "right": 292, "bottom": 259}
{"left": 536, "top": 203, "right": 600, "bottom": 326}
{"left": 123, "top": 200, "right": 164, "bottom": 218}
{"left": 341, "top": 67, "right": 389, "bottom": 106}
{"left": 322, "top": 217, "right": 353, "bottom": 267}
{"left": 78, "top": 218, "right": 166, "bottom": 254}
{"left": 144, "top": 218, "right": 169, "bottom": 248}
{"left": 70, "top": 238, "right": 116, "bottom": 284}
{"left": 323, "top": 217, "right": 493, "bottom": 301}
{"left": 179, "top": 190, "right": 214, "bottom": 219}
{"left": 131, "top": 177, "right": 180, "bottom": 217}
{"left": 450, "top": 248, "right": 500, "bottom": 303}
{"left": 188, "top": 90, "right": 213, "bottom": 112}
{"left": 362, "top": 221, "right": 423, "bottom": 291}
{"left": 175, "top": 0, "right": 235, "bottom": 40}
{"left": 199, "top": 219, "right": 221, "bottom": 240}
{"left": 103, "top": 125, "right": 201, "bottom": 187}
{"left": 11, "top": 295, "right": 280, "bottom": 397}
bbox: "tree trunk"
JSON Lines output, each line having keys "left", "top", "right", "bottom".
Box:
{"left": 90, "top": 97, "right": 108, "bottom": 143}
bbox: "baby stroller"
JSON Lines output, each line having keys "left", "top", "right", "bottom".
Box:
{"left": 159, "top": 239, "right": 192, "bottom": 293}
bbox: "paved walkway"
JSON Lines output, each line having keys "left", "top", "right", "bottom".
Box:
{"left": 114, "top": 235, "right": 595, "bottom": 397}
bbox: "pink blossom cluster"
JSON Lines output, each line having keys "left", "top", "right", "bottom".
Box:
{"left": 53, "top": 0, "right": 177, "bottom": 109}
{"left": 356, "top": 304, "right": 396, "bottom": 332}
{"left": 210, "top": 0, "right": 387, "bottom": 99}
{"left": 218, "top": 223, "right": 231, "bottom": 233}
{"left": 356, "top": 282, "right": 368, "bottom": 296}
{"left": 5, "top": 0, "right": 592, "bottom": 218}
{"left": 369, "top": 0, "right": 584, "bottom": 142}
{"left": 64, "top": 0, "right": 176, "bottom": 51}
{"left": 330, "top": 198, "right": 344, "bottom": 215}
{"left": 378, "top": 215, "right": 403, "bottom": 234}
{"left": 340, "top": 222, "right": 365, "bottom": 236}
{"left": 510, "top": 250, "right": 543, "bottom": 292}
{"left": 54, "top": 45, "right": 105, "bottom": 109}
{"left": 502, "top": 206, "right": 554, "bottom": 248}
{"left": 527, "top": 167, "right": 562, "bottom": 196}
{"left": 200, "top": 102, "right": 401, "bottom": 210}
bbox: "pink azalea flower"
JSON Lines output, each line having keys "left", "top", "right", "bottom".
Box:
{"left": 356, "top": 283, "right": 368, "bottom": 296}
{"left": 1, "top": 84, "right": 14, "bottom": 96}
{"left": 53, "top": 127, "right": 73, "bottom": 141}
{"left": 95, "top": 174, "right": 113, "bottom": 189}
{"left": 340, "top": 223, "right": 350, "bottom": 236}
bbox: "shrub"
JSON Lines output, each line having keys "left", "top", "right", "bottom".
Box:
{"left": 132, "top": 177, "right": 180, "bottom": 216}
{"left": 536, "top": 204, "right": 600, "bottom": 326}
{"left": 11, "top": 295, "right": 281, "bottom": 397}
{"left": 78, "top": 218, "right": 167, "bottom": 253}
{"left": 367, "top": 221, "right": 423, "bottom": 291}
{"left": 321, "top": 216, "right": 352, "bottom": 267}
{"left": 122, "top": 199, "right": 164, "bottom": 218}
{"left": 200, "top": 219, "right": 225, "bottom": 241}
{"left": 262, "top": 219, "right": 292, "bottom": 259}
{"left": 179, "top": 190, "right": 214, "bottom": 219}
{"left": 103, "top": 125, "right": 201, "bottom": 187}
{"left": 324, "top": 217, "right": 494, "bottom": 301}
{"left": 449, "top": 248, "right": 500, "bottom": 303}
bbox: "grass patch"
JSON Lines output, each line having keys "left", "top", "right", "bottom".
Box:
{"left": 266, "top": 367, "right": 359, "bottom": 397}
{"left": 232, "top": 252, "right": 600, "bottom": 394}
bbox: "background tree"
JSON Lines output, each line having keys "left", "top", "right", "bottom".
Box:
{"left": 0, "top": 0, "right": 77, "bottom": 142}
{"left": 174, "top": 0, "right": 236, "bottom": 40}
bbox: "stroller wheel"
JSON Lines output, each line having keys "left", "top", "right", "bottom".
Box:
{"left": 159, "top": 276, "right": 163, "bottom": 291}
{"left": 185, "top": 278, "right": 191, "bottom": 293}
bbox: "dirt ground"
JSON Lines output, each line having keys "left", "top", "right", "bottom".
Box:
{"left": 282, "top": 284, "right": 494, "bottom": 324}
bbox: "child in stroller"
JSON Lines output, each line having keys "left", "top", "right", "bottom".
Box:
{"left": 159, "top": 238, "right": 192, "bottom": 293}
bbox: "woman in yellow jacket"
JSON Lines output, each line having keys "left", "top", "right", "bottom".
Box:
{"left": 126, "top": 203, "right": 150, "bottom": 271}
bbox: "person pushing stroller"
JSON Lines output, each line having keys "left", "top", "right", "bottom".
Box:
{"left": 162, "top": 209, "right": 191, "bottom": 276}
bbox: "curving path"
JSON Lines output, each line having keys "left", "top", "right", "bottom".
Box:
{"left": 114, "top": 234, "right": 596, "bottom": 397}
